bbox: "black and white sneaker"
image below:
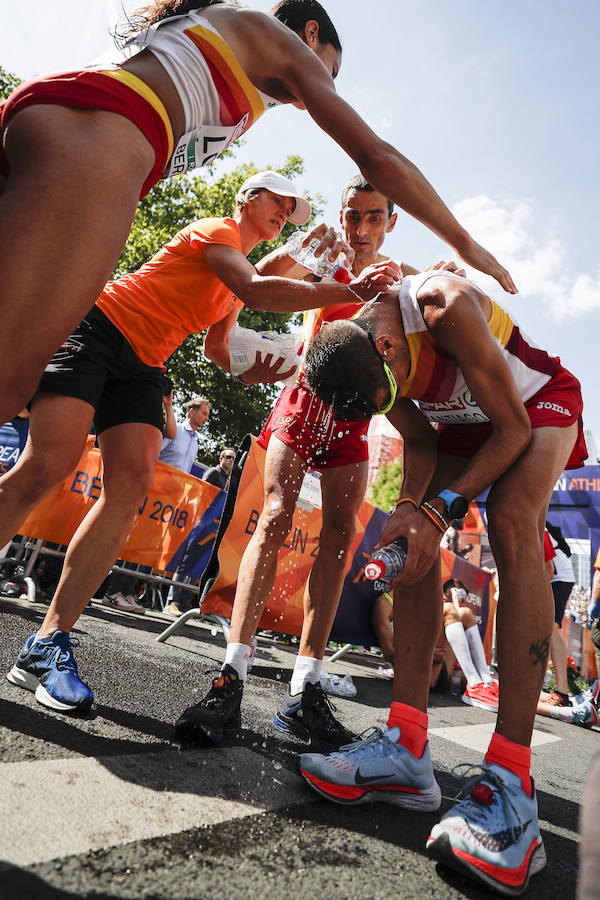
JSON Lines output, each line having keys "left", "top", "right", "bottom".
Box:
{"left": 272, "top": 680, "right": 357, "bottom": 752}
{"left": 174, "top": 665, "right": 243, "bottom": 744}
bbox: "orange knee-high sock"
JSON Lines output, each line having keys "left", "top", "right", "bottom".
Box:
{"left": 485, "top": 732, "right": 532, "bottom": 795}
{"left": 387, "top": 702, "right": 428, "bottom": 758}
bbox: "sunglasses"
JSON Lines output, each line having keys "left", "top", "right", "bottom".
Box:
{"left": 222, "top": 454, "right": 235, "bottom": 460}
{"left": 367, "top": 332, "right": 398, "bottom": 415}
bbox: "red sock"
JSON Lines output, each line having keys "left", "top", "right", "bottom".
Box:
{"left": 485, "top": 732, "right": 532, "bottom": 795}
{"left": 387, "top": 702, "right": 428, "bottom": 758}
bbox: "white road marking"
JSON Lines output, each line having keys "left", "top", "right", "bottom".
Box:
{"left": 430, "top": 721, "right": 562, "bottom": 754}
{"left": 0, "top": 747, "right": 311, "bottom": 867}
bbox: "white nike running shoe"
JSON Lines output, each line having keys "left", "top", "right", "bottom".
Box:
{"left": 427, "top": 762, "right": 546, "bottom": 896}
{"left": 300, "top": 726, "right": 441, "bottom": 810}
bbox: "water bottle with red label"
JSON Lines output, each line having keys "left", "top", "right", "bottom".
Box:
{"left": 364, "top": 539, "right": 408, "bottom": 587}
{"left": 286, "top": 230, "right": 352, "bottom": 283}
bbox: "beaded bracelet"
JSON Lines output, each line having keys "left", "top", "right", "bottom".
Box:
{"left": 394, "top": 497, "right": 418, "bottom": 512}
{"left": 421, "top": 500, "right": 451, "bottom": 531}
{"left": 418, "top": 502, "right": 448, "bottom": 535}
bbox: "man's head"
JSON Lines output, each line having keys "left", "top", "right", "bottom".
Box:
{"left": 186, "top": 397, "right": 211, "bottom": 430}
{"left": 219, "top": 447, "right": 236, "bottom": 473}
{"left": 340, "top": 175, "right": 397, "bottom": 267}
{"left": 305, "top": 306, "right": 404, "bottom": 419}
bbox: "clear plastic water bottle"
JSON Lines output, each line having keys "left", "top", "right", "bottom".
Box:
{"left": 364, "top": 539, "right": 408, "bottom": 586}
{"left": 286, "top": 230, "right": 352, "bottom": 283}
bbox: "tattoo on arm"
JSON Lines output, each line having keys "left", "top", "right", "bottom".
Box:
{"left": 529, "top": 634, "right": 551, "bottom": 669}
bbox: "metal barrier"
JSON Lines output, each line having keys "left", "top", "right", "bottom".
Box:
{"left": 0, "top": 535, "right": 201, "bottom": 610}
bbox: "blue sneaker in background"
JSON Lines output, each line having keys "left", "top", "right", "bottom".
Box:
{"left": 427, "top": 762, "right": 546, "bottom": 896}
{"left": 6, "top": 631, "right": 93, "bottom": 712}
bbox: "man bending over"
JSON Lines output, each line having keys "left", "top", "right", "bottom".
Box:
{"left": 301, "top": 268, "right": 586, "bottom": 895}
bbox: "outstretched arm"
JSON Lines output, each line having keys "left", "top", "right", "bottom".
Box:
{"left": 202, "top": 243, "right": 400, "bottom": 312}
{"left": 246, "top": 13, "right": 516, "bottom": 293}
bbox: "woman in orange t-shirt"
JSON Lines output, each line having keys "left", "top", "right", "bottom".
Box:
{"left": 3, "top": 169, "right": 399, "bottom": 714}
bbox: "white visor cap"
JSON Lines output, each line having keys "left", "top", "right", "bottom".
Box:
{"left": 235, "top": 170, "right": 311, "bottom": 226}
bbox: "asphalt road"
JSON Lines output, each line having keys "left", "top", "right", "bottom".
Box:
{"left": 0, "top": 596, "right": 596, "bottom": 900}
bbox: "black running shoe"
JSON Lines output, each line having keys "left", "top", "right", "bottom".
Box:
{"left": 273, "top": 680, "right": 357, "bottom": 752}
{"left": 174, "top": 665, "right": 243, "bottom": 744}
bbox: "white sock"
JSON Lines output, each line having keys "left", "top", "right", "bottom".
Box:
{"left": 289, "top": 656, "right": 322, "bottom": 696}
{"left": 223, "top": 642, "right": 251, "bottom": 681}
{"left": 466, "top": 625, "right": 493, "bottom": 684}
{"left": 445, "top": 622, "right": 480, "bottom": 687}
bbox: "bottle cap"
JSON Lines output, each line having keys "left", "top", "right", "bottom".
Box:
{"left": 365, "top": 559, "right": 386, "bottom": 581}
{"left": 333, "top": 266, "right": 352, "bottom": 284}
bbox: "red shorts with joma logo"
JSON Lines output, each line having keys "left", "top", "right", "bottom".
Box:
{"left": 436, "top": 367, "right": 587, "bottom": 469}
{"left": 257, "top": 382, "right": 369, "bottom": 470}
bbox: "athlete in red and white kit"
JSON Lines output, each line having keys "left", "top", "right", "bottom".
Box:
{"left": 301, "top": 268, "right": 586, "bottom": 895}
{"left": 175, "top": 175, "right": 420, "bottom": 750}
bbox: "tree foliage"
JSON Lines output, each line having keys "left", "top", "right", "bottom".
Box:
{"left": 369, "top": 458, "right": 404, "bottom": 511}
{"left": 0, "top": 66, "right": 20, "bottom": 100}
{"left": 116, "top": 154, "right": 322, "bottom": 460}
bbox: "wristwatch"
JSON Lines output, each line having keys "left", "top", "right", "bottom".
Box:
{"left": 436, "top": 489, "right": 469, "bottom": 521}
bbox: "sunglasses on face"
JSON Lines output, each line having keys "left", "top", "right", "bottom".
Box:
{"left": 367, "top": 332, "right": 398, "bottom": 415}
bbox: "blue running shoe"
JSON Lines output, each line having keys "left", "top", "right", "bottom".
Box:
{"left": 300, "top": 726, "right": 441, "bottom": 810}
{"left": 571, "top": 679, "right": 600, "bottom": 708}
{"left": 572, "top": 701, "right": 598, "bottom": 728}
{"left": 427, "top": 763, "right": 546, "bottom": 896}
{"left": 6, "top": 631, "right": 93, "bottom": 712}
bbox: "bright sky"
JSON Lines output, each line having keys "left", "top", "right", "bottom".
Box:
{"left": 3, "top": 0, "right": 600, "bottom": 452}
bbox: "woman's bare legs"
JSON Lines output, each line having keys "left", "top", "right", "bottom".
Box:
{"left": 38, "top": 422, "right": 163, "bottom": 636}
{"left": 0, "top": 105, "right": 154, "bottom": 418}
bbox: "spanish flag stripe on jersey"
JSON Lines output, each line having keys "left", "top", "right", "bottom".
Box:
{"left": 101, "top": 69, "right": 174, "bottom": 159}
{"left": 184, "top": 25, "right": 265, "bottom": 129}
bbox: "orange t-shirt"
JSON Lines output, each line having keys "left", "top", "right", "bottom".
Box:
{"left": 96, "top": 217, "right": 244, "bottom": 367}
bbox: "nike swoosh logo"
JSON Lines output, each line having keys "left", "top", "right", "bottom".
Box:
{"left": 467, "top": 819, "right": 532, "bottom": 852}
{"left": 355, "top": 768, "right": 392, "bottom": 785}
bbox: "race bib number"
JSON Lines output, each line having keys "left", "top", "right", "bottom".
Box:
{"left": 165, "top": 115, "right": 249, "bottom": 178}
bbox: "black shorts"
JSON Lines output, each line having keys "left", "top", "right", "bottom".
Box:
{"left": 35, "top": 306, "right": 165, "bottom": 435}
{"left": 552, "top": 580, "right": 574, "bottom": 625}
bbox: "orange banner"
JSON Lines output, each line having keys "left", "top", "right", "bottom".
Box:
{"left": 19, "top": 437, "right": 220, "bottom": 569}
{"left": 202, "top": 437, "right": 377, "bottom": 636}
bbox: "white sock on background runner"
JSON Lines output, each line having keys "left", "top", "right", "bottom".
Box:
{"left": 223, "top": 642, "right": 251, "bottom": 681}
{"left": 289, "top": 655, "right": 322, "bottom": 696}
{"left": 466, "top": 624, "right": 493, "bottom": 684}
{"left": 445, "top": 622, "right": 480, "bottom": 687}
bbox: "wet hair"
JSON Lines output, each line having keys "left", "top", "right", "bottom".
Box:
{"left": 341, "top": 174, "right": 394, "bottom": 217}
{"left": 546, "top": 521, "right": 572, "bottom": 557}
{"left": 270, "top": 0, "right": 342, "bottom": 52}
{"left": 304, "top": 319, "right": 387, "bottom": 420}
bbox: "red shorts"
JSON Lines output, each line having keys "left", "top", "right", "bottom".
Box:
{"left": 257, "top": 383, "right": 370, "bottom": 470}
{"left": 0, "top": 69, "right": 173, "bottom": 198}
{"left": 436, "top": 367, "right": 587, "bottom": 470}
